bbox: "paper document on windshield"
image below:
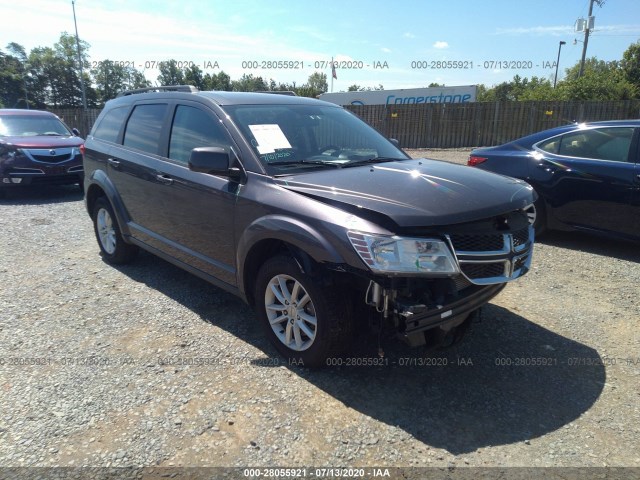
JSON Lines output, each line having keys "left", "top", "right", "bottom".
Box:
{"left": 249, "top": 124, "right": 292, "bottom": 154}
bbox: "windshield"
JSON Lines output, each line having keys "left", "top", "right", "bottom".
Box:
{"left": 223, "top": 104, "right": 409, "bottom": 173}
{"left": 0, "top": 115, "right": 72, "bottom": 137}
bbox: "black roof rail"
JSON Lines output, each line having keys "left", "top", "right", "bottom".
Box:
{"left": 116, "top": 85, "right": 199, "bottom": 97}
{"left": 254, "top": 91, "right": 297, "bottom": 96}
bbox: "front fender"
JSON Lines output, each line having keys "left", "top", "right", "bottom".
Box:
{"left": 86, "top": 169, "right": 132, "bottom": 238}
{"left": 236, "top": 215, "right": 347, "bottom": 295}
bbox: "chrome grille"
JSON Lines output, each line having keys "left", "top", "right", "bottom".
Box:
{"left": 23, "top": 148, "right": 76, "bottom": 164}
{"left": 512, "top": 228, "right": 530, "bottom": 250}
{"left": 446, "top": 225, "right": 534, "bottom": 285}
{"left": 460, "top": 262, "right": 507, "bottom": 280}
{"left": 449, "top": 233, "right": 504, "bottom": 252}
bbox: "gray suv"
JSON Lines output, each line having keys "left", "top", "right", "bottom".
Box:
{"left": 83, "top": 86, "right": 535, "bottom": 367}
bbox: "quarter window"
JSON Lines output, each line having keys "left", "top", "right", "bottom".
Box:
{"left": 92, "top": 106, "right": 128, "bottom": 143}
{"left": 123, "top": 104, "right": 168, "bottom": 154}
{"left": 169, "top": 106, "right": 229, "bottom": 164}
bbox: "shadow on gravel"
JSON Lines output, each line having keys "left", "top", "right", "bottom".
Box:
{"left": 538, "top": 230, "right": 639, "bottom": 263}
{"left": 113, "top": 251, "right": 605, "bottom": 455}
{"left": 0, "top": 184, "right": 83, "bottom": 205}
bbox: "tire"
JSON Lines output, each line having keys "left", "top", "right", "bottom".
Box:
{"left": 254, "top": 255, "right": 354, "bottom": 368}
{"left": 526, "top": 195, "right": 547, "bottom": 237}
{"left": 92, "top": 196, "right": 139, "bottom": 264}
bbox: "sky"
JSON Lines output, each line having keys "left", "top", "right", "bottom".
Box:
{"left": 1, "top": 0, "right": 639, "bottom": 92}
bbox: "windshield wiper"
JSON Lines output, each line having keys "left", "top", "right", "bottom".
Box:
{"left": 268, "top": 160, "right": 342, "bottom": 168}
{"left": 342, "top": 157, "right": 402, "bottom": 167}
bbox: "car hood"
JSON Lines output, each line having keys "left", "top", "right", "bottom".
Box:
{"left": 0, "top": 135, "right": 83, "bottom": 148}
{"left": 276, "top": 159, "right": 535, "bottom": 227}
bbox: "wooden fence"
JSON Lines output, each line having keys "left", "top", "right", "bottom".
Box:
{"left": 50, "top": 100, "right": 640, "bottom": 148}
{"left": 346, "top": 100, "right": 640, "bottom": 148}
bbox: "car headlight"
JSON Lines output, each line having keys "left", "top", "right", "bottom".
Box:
{"left": 347, "top": 231, "right": 459, "bottom": 275}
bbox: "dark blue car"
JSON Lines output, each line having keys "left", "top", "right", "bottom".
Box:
{"left": 468, "top": 120, "right": 640, "bottom": 241}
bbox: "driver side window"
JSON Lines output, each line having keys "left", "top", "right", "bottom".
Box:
{"left": 169, "top": 105, "right": 230, "bottom": 164}
{"left": 555, "top": 127, "right": 634, "bottom": 162}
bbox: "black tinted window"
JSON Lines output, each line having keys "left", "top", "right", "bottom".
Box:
{"left": 123, "top": 104, "right": 167, "bottom": 154}
{"left": 169, "top": 106, "right": 229, "bottom": 164}
{"left": 92, "top": 107, "right": 128, "bottom": 143}
{"left": 556, "top": 127, "right": 634, "bottom": 162}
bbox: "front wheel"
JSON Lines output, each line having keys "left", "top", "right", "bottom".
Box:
{"left": 254, "top": 255, "right": 354, "bottom": 368}
{"left": 92, "top": 197, "right": 139, "bottom": 264}
{"left": 526, "top": 195, "right": 547, "bottom": 237}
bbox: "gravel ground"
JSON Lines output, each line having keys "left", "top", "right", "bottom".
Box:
{"left": 1, "top": 150, "right": 639, "bottom": 477}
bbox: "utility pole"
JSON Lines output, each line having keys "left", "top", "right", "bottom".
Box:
{"left": 72, "top": 0, "right": 88, "bottom": 134}
{"left": 579, "top": 0, "right": 605, "bottom": 78}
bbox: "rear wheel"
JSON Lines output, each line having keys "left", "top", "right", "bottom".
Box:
{"left": 254, "top": 255, "right": 354, "bottom": 368}
{"left": 92, "top": 197, "right": 138, "bottom": 264}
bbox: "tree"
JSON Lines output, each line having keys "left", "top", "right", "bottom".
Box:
{"left": 231, "top": 73, "right": 268, "bottom": 92}
{"left": 621, "top": 41, "right": 640, "bottom": 95}
{"left": 559, "top": 57, "right": 636, "bottom": 100}
{"left": 91, "top": 61, "right": 150, "bottom": 105}
{"left": 184, "top": 64, "right": 205, "bottom": 89}
{"left": 346, "top": 84, "right": 385, "bottom": 92}
{"left": 0, "top": 45, "right": 28, "bottom": 108}
{"left": 53, "top": 32, "right": 94, "bottom": 107}
{"left": 306, "top": 72, "right": 328, "bottom": 95}
{"left": 203, "top": 71, "right": 232, "bottom": 91}
{"left": 157, "top": 60, "right": 185, "bottom": 85}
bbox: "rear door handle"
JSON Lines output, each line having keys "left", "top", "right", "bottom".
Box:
{"left": 156, "top": 174, "right": 174, "bottom": 185}
{"left": 107, "top": 158, "right": 120, "bottom": 169}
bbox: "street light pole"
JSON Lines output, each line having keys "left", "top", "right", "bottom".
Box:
{"left": 554, "top": 41, "right": 566, "bottom": 88}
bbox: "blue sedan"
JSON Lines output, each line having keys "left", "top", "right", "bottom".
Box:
{"left": 468, "top": 120, "right": 640, "bottom": 241}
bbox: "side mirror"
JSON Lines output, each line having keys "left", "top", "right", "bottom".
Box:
{"left": 389, "top": 138, "right": 400, "bottom": 148}
{"left": 72, "top": 128, "right": 81, "bottom": 137}
{"left": 189, "top": 147, "right": 244, "bottom": 182}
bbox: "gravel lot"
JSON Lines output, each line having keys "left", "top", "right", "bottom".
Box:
{"left": 1, "top": 149, "right": 639, "bottom": 477}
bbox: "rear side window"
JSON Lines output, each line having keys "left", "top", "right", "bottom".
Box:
{"left": 541, "top": 127, "right": 634, "bottom": 162}
{"left": 92, "top": 106, "right": 128, "bottom": 143}
{"left": 123, "top": 104, "right": 168, "bottom": 154}
{"left": 169, "top": 106, "right": 230, "bottom": 164}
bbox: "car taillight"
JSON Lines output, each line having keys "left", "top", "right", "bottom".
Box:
{"left": 79, "top": 144, "right": 85, "bottom": 156}
{"left": 468, "top": 155, "right": 487, "bottom": 166}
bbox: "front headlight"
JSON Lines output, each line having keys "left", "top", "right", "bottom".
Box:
{"left": 347, "top": 231, "right": 459, "bottom": 275}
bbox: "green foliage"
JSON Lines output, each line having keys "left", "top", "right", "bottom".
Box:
{"left": 0, "top": 48, "right": 27, "bottom": 107}
{"left": 478, "top": 50, "right": 639, "bottom": 102}
{"left": 306, "top": 72, "right": 328, "bottom": 96}
{"left": 346, "top": 84, "right": 384, "bottom": 92}
{"left": 621, "top": 41, "right": 640, "bottom": 93}
{"left": 3, "top": 34, "right": 638, "bottom": 109}
{"left": 231, "top": 73, "right": 269, "bottom": 92}
{"left": 92, "top": 60, "right": 151, "bottom": 104}
{"left": 157, "top": 59, "right": 185, "bottom": 86}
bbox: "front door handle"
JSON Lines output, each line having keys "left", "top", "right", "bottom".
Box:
{"left": 536, "top": 162, "right": 557, "bottom": 173}
{"left": 156, "top": 174, "right": 174, "bottom": 185}
{"left": 107, "top": 158, "right": 120, "bottom": 169}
